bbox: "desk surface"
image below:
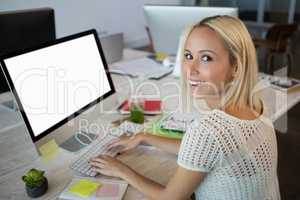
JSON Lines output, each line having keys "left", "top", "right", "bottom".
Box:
{"left": 0, "top": 48, "right": 300, "bottom": 200}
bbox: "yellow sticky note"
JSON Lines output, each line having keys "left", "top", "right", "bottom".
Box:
{"left": 155, "top": 52, "right": 168, "bottom": 62}
{"left": 38, "top": 139, "right": 59, "bottom": 162}
{"left": 69, "top": 179, "right": 101, "bottom": 197}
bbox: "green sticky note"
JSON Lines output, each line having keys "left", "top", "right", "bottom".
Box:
{"left": 38, "top": 139, "right": 59, "bottom": 162}
{"left": 69, "top": 179, "right": 101, "bottom": 198}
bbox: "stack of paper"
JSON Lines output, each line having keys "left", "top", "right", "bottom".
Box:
{"left": 109, "top": 57, "right": 173, "bottom": 79}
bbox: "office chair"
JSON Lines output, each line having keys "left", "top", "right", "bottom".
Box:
{"left": 253, "top": 24, "right": 298, "bottom": 76}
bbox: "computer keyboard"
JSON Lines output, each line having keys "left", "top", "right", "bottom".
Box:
{"left": 70, "top": 134, "right": 120, "bottom": 176}
{"left": 70, "top": 121, "right": 145, "bottom": 177}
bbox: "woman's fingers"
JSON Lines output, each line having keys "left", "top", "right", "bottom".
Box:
{"left": 105, "top": 139, "right": 121, "bottom": 149}
{"left": 92, "top": 168, "right": 113, "bottom": 176}
{"left": 90, "top": 161, "right": 106, "bottom": 169}
{"left": 106, "top": 139, "right": 127, "bottom": 150}
{"left": 90, "top": 157, "right": 114, "bottom": 173}
{"left": 107, "top": 138, "right": 120, "bottom": 145}
{"left": 106, "top": 141, "right": 122, "bottom": 149}
{"left": 90, "top": 156, "right": 113, "bottom": 169}
{"left": 90, "top": 156, "right": 108, "bottom": 164}
{"left": 90, "top": 155, "right": 126, "bottom": 178}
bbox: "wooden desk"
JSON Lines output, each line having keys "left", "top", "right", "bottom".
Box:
{"left": 0, "top": 49, "right": 300, "bottom": 200}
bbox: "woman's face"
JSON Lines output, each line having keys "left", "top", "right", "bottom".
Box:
{"left": 183, "top": 26, "right": 234, "bottom": 99}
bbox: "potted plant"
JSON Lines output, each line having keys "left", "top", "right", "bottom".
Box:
{"left": 22, "top": 168, "right": 48, "bottom": 198}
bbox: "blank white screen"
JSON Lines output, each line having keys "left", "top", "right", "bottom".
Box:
{"left": 4, "top": 34, "right": 111, "bottom": 137}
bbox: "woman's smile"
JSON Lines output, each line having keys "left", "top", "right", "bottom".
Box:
{"left": 188, "top": 79, "right": 208, "bottom": 86}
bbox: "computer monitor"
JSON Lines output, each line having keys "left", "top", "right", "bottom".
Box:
{"left": 0, "top": 30, "right": 115, "bottom": 150}
{"left": 0, "top": 8, "right": 56, "bottom": 98}
{"left": 144, "top": 6, "right": 238, "bottom": 55}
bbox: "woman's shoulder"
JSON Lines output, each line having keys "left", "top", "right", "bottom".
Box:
{"left": 186, "top": 110, "right": 232, "bottom": 139}
{"left": 189, "top": 109, "right": 259, "bottom": 138}
{"left": 192, "top": 109, "right": 235, "bottom": 128}
{"left": 190, "top": 106, "right": 274, "bottom": 142}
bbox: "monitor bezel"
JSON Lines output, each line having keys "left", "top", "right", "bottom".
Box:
{"left": 0, "top": 29, "right": 115, "bottom": 142}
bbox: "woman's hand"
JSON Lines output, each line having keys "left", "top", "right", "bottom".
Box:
{"left": 89, "top": 155, "right": 131, "bottom": 179}
{"left": 106, "top": 133, "right": 144, "bottom": 153}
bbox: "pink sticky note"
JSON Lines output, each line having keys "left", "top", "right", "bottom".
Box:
{"left": 96, "top": 184, "right": 119, "bottom": 197}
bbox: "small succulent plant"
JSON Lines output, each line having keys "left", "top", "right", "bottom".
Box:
{"left": 22, "top": 168, "right": 46, "bottom": 188}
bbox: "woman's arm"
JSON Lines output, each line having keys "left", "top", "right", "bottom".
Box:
{"left": 123, "top": 165, "right": 205, "bottom": 200}
{"left": 90, "top": 156, "right": 205, "bottom": 200}
{"left": 107, "top": 133, "right": 181, "bottom": 155}
{"left": 140, "top": 134, "right": 181, "bottom": 155}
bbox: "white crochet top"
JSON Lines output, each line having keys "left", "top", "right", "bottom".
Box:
{"left": 177, "top": 108, "right": 280, "bottom": 200}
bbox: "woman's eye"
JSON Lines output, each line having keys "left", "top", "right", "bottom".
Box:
{"left": 184, "top": 53, "right": 193, "bottom": 60}
{"left": 201, "top": 55, "right": 212, "bottom": 62}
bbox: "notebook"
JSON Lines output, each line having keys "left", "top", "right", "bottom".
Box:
{"left": 145, "top": 112, "right": 199, "bottom": 139}
{"left": 59, "top": 176, "right": 128, "bottom": 200}
{"left": 158, "top": 112, "right": 199, "bottom": 132}
{"left": 146, "top": 115, "right": 183, "bottom": 139}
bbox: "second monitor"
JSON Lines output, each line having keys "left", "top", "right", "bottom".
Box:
{"left": 0, "top": 8, "right": 56, "bottom": 97}
{"left": 144, "top": 6, "right": 238, "bottom": 55}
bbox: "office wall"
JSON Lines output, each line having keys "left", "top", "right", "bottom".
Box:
{"left": 0, "top": 0, "right": 181, "bottom": 48}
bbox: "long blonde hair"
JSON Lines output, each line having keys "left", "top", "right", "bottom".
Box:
{"left": 180, "top": 15, "right": 261, "bottom": 112}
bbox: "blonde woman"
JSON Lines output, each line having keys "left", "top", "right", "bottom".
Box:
{"left": 90, "top": 15, "right": 280, "bottom": 200}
